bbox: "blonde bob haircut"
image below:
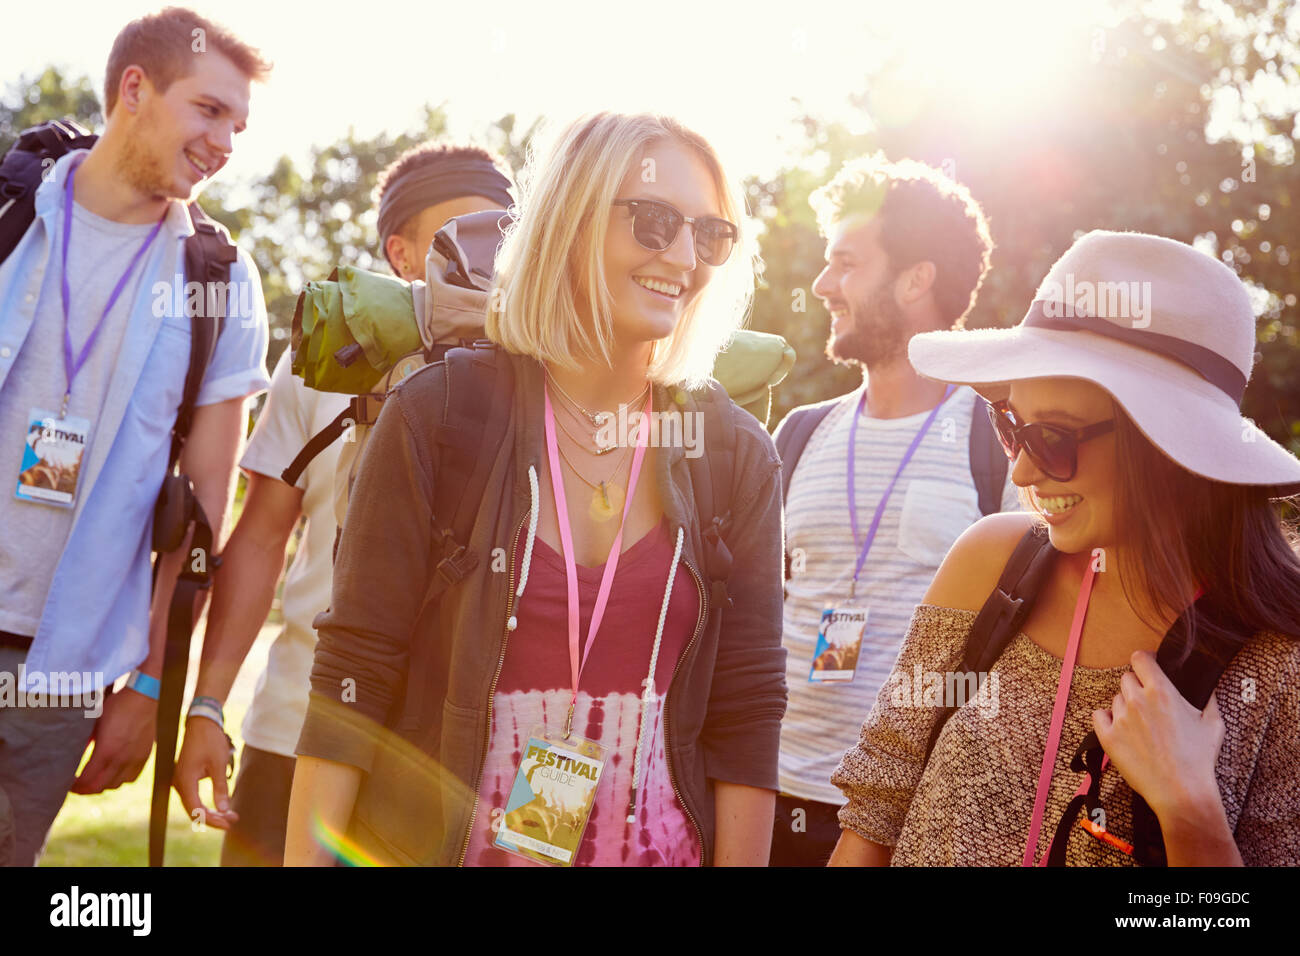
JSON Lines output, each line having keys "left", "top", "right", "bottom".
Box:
{"left": 486, "top": 111, "right": 759, "bottom": 389}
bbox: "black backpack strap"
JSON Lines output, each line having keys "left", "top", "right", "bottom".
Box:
{"left": 0, "top": 120, "right": 98, "bottom": 264}
{"left": 280, "top": 394, "right": 386, "bottom": 487}
{"left": 961, "top": 524, "right": 1056, "bottom": 675}
{"left": 1048, "top": 594, "right": 1246, "bottom": 867}
{"left": 423, "top": 341, "right": 514, "bottom": 600}
{"left": 968, "top": 394, "right": 1008, "bottom": 516}
{"left": 686, "top": 384, "right": 739, "bottom": 607}
{"left": 773, "top": 400, "right": 838, "bottom": 506}
{"left": 168, "top": 203, "right": 237, "bottom": 466}
{"left": 148, "top": 487, "right": 216, "bottom": 867}
{"left": 921, "top": 524, "right": 1056, "bottom": 765}
{"left": 283, "top": 340, "right": 467, "bottom": 490}
{"left": 282, "top": 405, "right": 355, "bottom": 487}
{"left": 774, "top": 398, "right": 840, "bottom": 582}
{"left": 441, "top": 342, "right": 514, "bottom": 544}
{"left": 149, "top": 202, "right": 237, "bottom": 868}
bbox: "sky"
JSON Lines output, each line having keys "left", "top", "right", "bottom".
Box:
{"left": 4, "top": 0, "right": 1119, "bottom": 187}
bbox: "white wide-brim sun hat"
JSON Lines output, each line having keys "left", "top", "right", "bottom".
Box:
{"left": 908, "top": 230, "right": 1300, "bottom": 498}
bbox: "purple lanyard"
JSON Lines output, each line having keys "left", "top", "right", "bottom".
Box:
{"left": 58, "top": 156, "right": 168, "bottom": 414}
{"left": 846, "top": 384, "right": 956, "bottom": 596}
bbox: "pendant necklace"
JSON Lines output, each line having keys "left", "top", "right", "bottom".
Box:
{"left": 554, "top": 433, "right": 636, "bottom": 521}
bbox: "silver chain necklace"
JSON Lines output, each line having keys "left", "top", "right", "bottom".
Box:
{"left": 546, "top": 371, "right": 650, "bottom": 427}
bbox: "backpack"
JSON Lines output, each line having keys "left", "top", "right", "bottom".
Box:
{"left": 280, "top": 209, "right": 510, "bottom": 489}
{"left": 773, "top": 388, "right": 1008, "bottom": 514}
{"left": 281, "top": 208, "right": 797, "bottom": 509}
{"left": 927, "top": 525, "right": 1245, "bottom": 866}
{"left": 773, "top": 389, "right": 1008, "bottom": 581}
{"left": 0, "top": 119, "right": 238, "bottom": 868}
{"left": 404, "top": 340, "right": 743, "bottom": 615}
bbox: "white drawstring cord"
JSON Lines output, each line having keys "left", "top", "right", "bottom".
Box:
{"left": 627, "top": 524, "right": 684, "bottom": 824}
{"left": 507, "top": 465, "right": 540, "bottom": 631}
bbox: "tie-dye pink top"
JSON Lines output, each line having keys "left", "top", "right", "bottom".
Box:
{"left": 464, "top": 518, "right": 702, "bottom": 867}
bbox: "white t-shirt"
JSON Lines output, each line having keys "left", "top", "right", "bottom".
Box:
{"left": 237, "top": 350, "right": 349, "bottom": 757}
{"left": 778, "top": 385, "right": 1023, "bottom": 805}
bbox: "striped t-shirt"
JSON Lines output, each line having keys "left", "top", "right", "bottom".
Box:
{"left": 778, "top": 385, "right": 1021, "bottom": 806}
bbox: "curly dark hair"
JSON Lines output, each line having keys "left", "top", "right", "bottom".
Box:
{"left": 810, "top": 154, "right": 993, "bottom": 328}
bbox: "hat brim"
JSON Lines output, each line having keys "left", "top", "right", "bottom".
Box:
{"left": 909, "top": 326, "right": 1300, "bottom": 498}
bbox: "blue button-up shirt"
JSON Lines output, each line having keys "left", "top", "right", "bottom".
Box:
{"left": 0, "top": 150, "right": 270, "bottom": 690}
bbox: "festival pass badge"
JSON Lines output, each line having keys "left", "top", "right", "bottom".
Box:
{"left": 809, "top": 607, "right": 869, "bottom": 682}
{"left": 494, "top": 729, "right": 606, "bottom": 866}
{"left": 15, "top": 409, "right": 90, "bottom": 509}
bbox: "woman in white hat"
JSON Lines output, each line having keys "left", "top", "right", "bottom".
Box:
{"left": 829, "top": 230, "right": 1300, "bottom": 866}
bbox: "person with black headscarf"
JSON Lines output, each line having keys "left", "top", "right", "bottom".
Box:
{"left": 172, "top": 141, "right": 513, "bottom": 867}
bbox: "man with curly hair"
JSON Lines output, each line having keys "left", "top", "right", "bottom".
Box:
{"left": 770, "top": 155, "right": 1019, "bottom": 866}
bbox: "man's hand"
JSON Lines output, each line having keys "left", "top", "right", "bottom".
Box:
{"left": 173, "top": 716, "right": 239, "bottom": 830}
{"left": 71, "top": 688, "right": 158, "bottom": 794}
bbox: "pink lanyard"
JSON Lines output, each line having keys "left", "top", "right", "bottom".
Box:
{"left": 542, "top": 382, "right": 652, "bottom": 738}
{"left": 1023, "top": 560, "right": 1097, "bottom": 867}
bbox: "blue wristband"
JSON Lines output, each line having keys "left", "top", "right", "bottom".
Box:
{"left": 125, "top": 670, "right": 161, "bottom": 701}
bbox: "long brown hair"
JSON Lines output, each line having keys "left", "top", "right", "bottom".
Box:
{"left": 1109, "top": 401, "right": 1300, "bottom": 653}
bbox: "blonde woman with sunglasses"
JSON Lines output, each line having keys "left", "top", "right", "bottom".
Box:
{"left": 285, "top": 112, "right": 785, "bottom": 867}
{"left": 830, "top": 231, "right": 1300, "bottom": 867}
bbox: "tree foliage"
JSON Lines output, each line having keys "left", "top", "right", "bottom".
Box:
{"left": 0, "top": 67, "right": 102, "bottom": 154}
{"left": 2, "top": 72, "right": 535, "bottom": 370}
{"left": 748, "top": 0, "right": 1300, "bottom": 450}
{"left": 4, "top": 0, "right": 1297, "bottom": 451}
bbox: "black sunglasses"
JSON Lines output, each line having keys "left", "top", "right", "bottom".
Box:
{"left": 987, "top": 399, "right": 1114, "bottom": 482}
{"left": 611, "top": 198, "right": 738, "bottom": 267}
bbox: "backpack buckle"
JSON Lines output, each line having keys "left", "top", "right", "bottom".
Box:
{"left": 702, "top": 514, "right": 734, "bottom": 608}
{"left": 178, "top": 550, "right": 219, "bottom": 588}
{"left": 434, "top": 540, "right": 477, "bottom": 590}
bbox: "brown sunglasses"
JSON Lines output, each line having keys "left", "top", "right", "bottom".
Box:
{"left": 987, "top": 400, "right": 1114, "bottom": 482}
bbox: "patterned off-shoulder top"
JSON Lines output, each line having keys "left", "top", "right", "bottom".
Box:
{"left": 832, "top": 604, "right": 1300, "bottom": 866}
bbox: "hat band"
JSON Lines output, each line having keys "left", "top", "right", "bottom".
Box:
{"left": 1022, "top": 301, "right": 1247, "bottom": 405}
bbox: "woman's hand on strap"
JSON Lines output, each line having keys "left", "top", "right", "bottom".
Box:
{"left": 1093, "top": 650, "right": 1242, "bottom": 865}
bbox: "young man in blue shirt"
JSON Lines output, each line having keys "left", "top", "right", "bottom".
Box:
{"left": 0, "top": 7, "right": 272, "bottom": 866}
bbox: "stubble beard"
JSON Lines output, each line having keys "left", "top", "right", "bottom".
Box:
{"left": 116, "top": 108, "right": 191, "bottom": 204}
{"left": 825, "top": 283, "right": 909, "bottom": 369}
